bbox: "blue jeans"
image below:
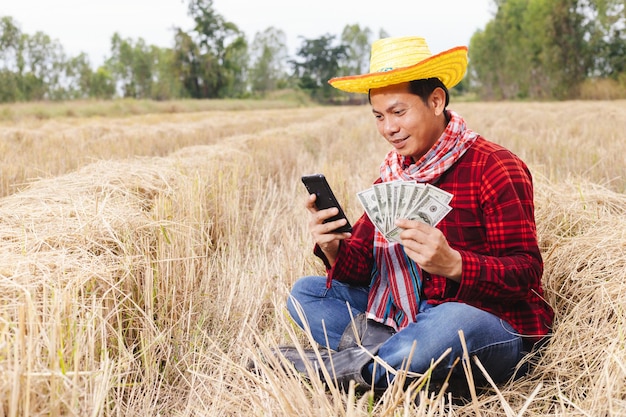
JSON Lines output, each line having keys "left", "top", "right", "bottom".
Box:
{"left": 287, "top": 276, "right": 526, "bottom": 387}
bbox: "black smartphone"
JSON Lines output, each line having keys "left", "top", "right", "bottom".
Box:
{"left": 301, "top": 174, "right": 352, "bottom": 233}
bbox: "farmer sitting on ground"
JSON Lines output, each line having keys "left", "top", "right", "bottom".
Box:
{"left": 280, "top": 36, "right": 554, "bottom": 392}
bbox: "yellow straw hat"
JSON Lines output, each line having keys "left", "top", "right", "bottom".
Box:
{"left": 328, "top": 36, "right": 468, "bottom": 94}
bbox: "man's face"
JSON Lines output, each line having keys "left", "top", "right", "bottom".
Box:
{"left": 370, "top": 82, "right": 445, "bottom": 161}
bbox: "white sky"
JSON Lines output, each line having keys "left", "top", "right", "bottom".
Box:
{"left": 3, "top": 0, "right": 496, "bottom": 67}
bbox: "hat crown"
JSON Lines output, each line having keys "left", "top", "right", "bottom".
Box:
{"left": 369, "top": 37, "right": 433, "bottom": 74}
{"left": 328, "top": 35, "right": 468, "bottom": 94}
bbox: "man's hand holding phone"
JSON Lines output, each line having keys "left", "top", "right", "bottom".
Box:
{"left": 305, "top": 193, "right": 351, "bottom": 265}
{"left": 301, "top": 174, "right": 352, "bottom": 265}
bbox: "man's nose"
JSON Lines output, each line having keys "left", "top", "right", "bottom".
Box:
{"left": 384, "top": 118, "right": 400, "bottom": 136}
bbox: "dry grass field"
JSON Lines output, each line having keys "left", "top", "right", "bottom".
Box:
{"left": 0, "top": 99, "right": 624, "bottom": 416}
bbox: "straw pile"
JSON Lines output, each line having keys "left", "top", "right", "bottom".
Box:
{"left": 522, "top": 175, "right": 626, "bottom": 415}
{"left": 0, "top": 103, "right": 624, "bottom": 415}
{"left": 0, "top": 145, "right": 245, "bottom": 415}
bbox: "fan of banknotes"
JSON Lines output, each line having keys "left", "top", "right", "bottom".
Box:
{"left": 357, "top": 182, "right": 453, "bottom": 243}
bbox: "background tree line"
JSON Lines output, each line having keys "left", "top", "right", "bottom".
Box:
{"left": 469, "top": 0, "right": 625, "bottom": 99}
{"left": 0, "top": 0, "right": 624, "bottom": 103}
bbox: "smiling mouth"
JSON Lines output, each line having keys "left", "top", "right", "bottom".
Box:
{"left": 390, "top": 137, "right": 408, "bottom": 146}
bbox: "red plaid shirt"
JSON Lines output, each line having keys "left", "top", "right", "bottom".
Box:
{"left": 315, "top": 137, "right": 554, "bottom": 342}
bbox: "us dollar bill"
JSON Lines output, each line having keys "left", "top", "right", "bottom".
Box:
{"left": 357, "top": 181, "right": 453, "bottom": 243}
{"left": 420, "top": 183, "right": 453, "bottom": 205}
{"left": 400, "top": 182, "right": 426, "bottom": 218}
{"left": 386, "top": 196, "right": 452, "bottom": 242}
{"left": 357, "top": 188, "right": 386, "bottom": 234}
{"left": 373, "top": 183, "right": 392, "bottom": 233}
{"left": 394, "top": 182, "right": 415, "bottom": 221}
{"left": 405, "top": 195, "right": 452, "bottom": 226}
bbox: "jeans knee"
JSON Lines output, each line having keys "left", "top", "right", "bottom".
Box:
{"left": 470, "top": 336, "right": 523, "bottom": 383}
{"left": 291, "top": 275, "right": 327, "bottom": 298}
{"left": 286, "top": 276, "right": 326, "bottom": 320}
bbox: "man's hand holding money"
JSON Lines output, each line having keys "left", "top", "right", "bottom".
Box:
{"left": 394, "top": 218, "right": 462, "bottom": 282}
{"left": 357, "top": 181, "right": 461, "bottom": 281}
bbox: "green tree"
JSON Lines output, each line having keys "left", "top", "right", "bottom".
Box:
{"left": 467, "top": 22, "right": 496, "bottom": 99}
{"left": 173, "top": 28, "right": 201, "bottom": 98}
{"left": 107, "top": 33, "right": 155, "bottom": 98}
{"left": 470, "top": 0, "right": 623, "bottom": 100}
{"left": 63, "top": 52, "right": 93, "bottom": 99}
{"left": 24, "top": 31, "right": 67, "bottom": 100}
{"left": 0, "top": 16, "right": 21, "bottom": 71}
{"left": 340, "top": 24, "right": 372, "bottom": 76}
{"left": 470, "top": 0, "right": 555, "bottom": 99}
{"left": 105, "top": 34, "right": 181, "bottom": 100}
{"left": 1, "top": 17, "right": 68, "bottom": 101}
{"left": 249, "top": 27, "right": 289, "bottom": 96}
{"left": 175, "top": 0, "right": 248, "bottom": 98}
{"left": 150, "top": 46, "right": 184, "bottom": 100}
{"left": 89, "top": 66, "right": 116, "bottom": 99}
{"left": 219, "top": 34, "right": 248, "bottom": 97}
{"left": 582, "top": 0, "right": 626, "bottom": 78}
{"left": 338, "top": 24, "right": 374, "bottom": 103}
{"left": 290, "top": 34, "right": 348, "bottom": 103}
{"left": 0, "top": 16, "right": 22, "bottom": 101}
{"left": 64, "top": 53, "right": 115, "bottom": 99}
{"left": 544, "top": 0, "right": 591, "bottom": 98}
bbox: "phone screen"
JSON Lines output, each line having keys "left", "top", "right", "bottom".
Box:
{"left": 301, "top": 174, "right": 352, "bottom": 233}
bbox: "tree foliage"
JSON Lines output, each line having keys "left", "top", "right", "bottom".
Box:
{"left": 176, "top": 0, "right": 248, "bottom": 98}
{"left": 104, "top": 33, "right": 182, "bottom": 100}
{"left": 0, "top": 16, "right": 117, "bottom": 101}
{"left": 340, "top": 24, "right": 372, "bottom": 76}
{"left": 290, "top": 34, "right": 348, "bottom": 102}
{"left": 0, "top": 16, "right": 67, "bottom": 101}
{"left": 107, "top": 33, "right": 153, "bottom": 98}
{"left": 470, "top": 0, "right": 625, "bottom": 100}
{"left": 249, "top": 27, "right": 289, "bottom": 95}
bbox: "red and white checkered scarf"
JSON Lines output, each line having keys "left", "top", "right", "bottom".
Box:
{"left": 367, "top": 110, "right": 478, "bottom": 330}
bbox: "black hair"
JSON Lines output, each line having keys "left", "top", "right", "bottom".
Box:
{"left": 408, "top": 78, "right": 449, "bottom": 108}
{"left": 368, "top": 77, "right": 450, "bottom": 108}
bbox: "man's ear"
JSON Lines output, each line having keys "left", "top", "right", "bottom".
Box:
{"left": 430, "top": 87, "right": 447, "bottom": 116}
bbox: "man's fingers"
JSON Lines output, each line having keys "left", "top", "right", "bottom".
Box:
{"left": 305, "top": 193, "right": 318, "bottom": 212}
{"left": 395, "top": 218, "right": 430, "bottom": 230}
{"left": 314, "top": 207, "right": 339, "bottom": 224}
{"left": 324, "top": 218, "right": 348, "bottom": 233}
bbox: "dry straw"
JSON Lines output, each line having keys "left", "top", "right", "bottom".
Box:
{"left": 0, "top": 101, "right": 624, "bottom": 415}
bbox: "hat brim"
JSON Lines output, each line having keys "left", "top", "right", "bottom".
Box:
{"left": 328, "top": 46, "right": 468, "bottom": 94}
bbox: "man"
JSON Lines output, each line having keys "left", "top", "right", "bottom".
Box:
{"left": 282, "top": 36, "right": 553, "bottom": 392}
